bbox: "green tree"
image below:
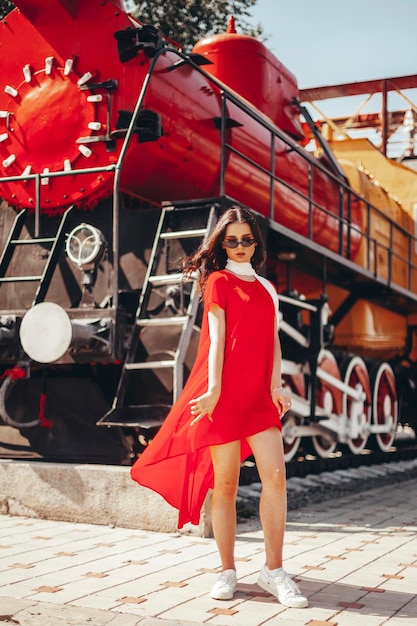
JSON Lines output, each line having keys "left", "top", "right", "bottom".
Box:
{"left": 0, "top": 0, "right": 14, "bottom": 19}
{"left": 128, "top": 0, "right": 264, "bottom": 49}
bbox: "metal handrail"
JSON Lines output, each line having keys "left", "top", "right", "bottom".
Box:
{"left": 214, "top": 86, "right": 417, "bottom": 291}
{"left": 111, "top": 46, "right": 171, "bottom": 311}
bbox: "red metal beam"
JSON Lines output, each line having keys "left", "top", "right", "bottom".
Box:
{"left": 299, "top": 74, "right": 417, "bottom": 102}
{"left": 310, "top": 110, "right": 407, "bottom": 132}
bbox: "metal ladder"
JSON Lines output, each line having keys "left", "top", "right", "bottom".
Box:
{"left": 0, "top": 205, "right": 74, "bottom": 306}
{"left": 98, "top": 203, "right": 217, "bottom": 430}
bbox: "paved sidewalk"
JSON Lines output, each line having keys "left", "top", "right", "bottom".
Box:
{"left": 0, "top": 476, "right": 416, "bottom": 625}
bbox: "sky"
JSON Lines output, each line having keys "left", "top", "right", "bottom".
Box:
{"left": 245, "top": 0, "right": 417, "bottom": 153}
{"left": 247, "top": 0, "right": 417, "bottom": 89}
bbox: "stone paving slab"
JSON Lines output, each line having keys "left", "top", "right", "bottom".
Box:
{"left": 1, "top": 466, "right": 417, "bottom": 625}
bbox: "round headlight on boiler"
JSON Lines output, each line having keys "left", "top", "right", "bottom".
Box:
{"left": 20, "top": 302, "right": 72, "bottom": 363}
{"left": 65, "top": 223, "right": 106, "bottom": 269}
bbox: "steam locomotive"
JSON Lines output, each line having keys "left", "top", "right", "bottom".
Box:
{"left": 0, "top": 0, "right": 416, "bottom": 463}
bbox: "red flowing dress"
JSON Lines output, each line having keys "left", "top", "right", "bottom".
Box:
{"left": 130, "top": 270, "right": 283, "bottom": 528}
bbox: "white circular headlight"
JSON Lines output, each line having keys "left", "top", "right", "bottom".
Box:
{"left": 20, "top": 302, "right": 72, "bottom": 363}
{"left": 65, "top": 223, "right": 106, "bottom": 268}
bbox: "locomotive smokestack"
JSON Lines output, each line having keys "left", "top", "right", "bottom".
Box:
{"left": 226, "top": 16, "right": 237, "bottom": 34}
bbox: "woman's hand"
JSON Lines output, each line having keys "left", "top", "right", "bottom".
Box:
{"left": 271, "top": 387, "right": 292, "bottom": 416}
{"left": 189, "top": 390, "right": 219, "bottom": 426}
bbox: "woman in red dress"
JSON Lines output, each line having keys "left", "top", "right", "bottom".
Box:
{"left": 131, "top": 206, "right": 308, "bottom": 608}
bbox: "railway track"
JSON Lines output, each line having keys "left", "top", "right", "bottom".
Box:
{"left": 287, "top": 441, "right": 417, "bottom": 478}
{"left": 239, "top": 438, "right": 417, "bottom": 483}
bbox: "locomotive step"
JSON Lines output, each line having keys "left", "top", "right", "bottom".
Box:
{"left": 148, "top": 273, "right": 193, "bottom": 286}
{"left": 160, "top": 228, "right": 208, "bottom": 239}
{"left": 125, "top": 359, "right": 176, "bottom": 370}
{"left": 0, "top": 275, "right": 43, "bottom": 283}
{"left": 98, "top": 404, "right": 171, "bottom": 428}
{"left": 137, "top": 316, "right": 189, "bottom": 326}
{"left": 10, "top": 237, "right": 55, "bottom": 245}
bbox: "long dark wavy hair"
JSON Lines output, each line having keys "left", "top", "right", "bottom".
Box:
{"left": 183, "top": 206, "right": 266, "bottom": 292}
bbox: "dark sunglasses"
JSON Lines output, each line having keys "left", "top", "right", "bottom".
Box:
{"left": 222, "top": 237, "right": 256, "bottom": 249}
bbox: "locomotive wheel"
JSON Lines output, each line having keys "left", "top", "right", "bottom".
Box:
{"left": 309, "top": 350, "right": 342, "bottom": 458}
{"left": 370, "top": 362, "right": 398, "bottom": 452}
{"left": 282, "top": 412, "right": 303, "bottom": 462}
{"left": 281, "top": 373, "right": 304, "bottom": 462}
{"left": 340, "top": 356, "right": 371, "bottom": 454}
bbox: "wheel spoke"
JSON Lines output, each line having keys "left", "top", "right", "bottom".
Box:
{"left": 282, "top": 413, "right": 301, "bottom": 462}
{"left": 281, "top": 373, "right": 304, "bottom": 462}
{"left": 311, "top": 350, "right": 341, "bottom": 458}
{"left": 341, "top": 356, "right": 371, "bottom": 454}
{"left": 372, "top": 362, "right": 398, "bottom": 452}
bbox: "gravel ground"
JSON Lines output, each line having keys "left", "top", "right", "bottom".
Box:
{"left": 236, "top": 456, "right": 417, "bottom": 521}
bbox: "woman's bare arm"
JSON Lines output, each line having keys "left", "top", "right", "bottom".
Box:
{"left": 270, "top": 323, "right": 292, "bottom": 416}
{"left": 190, "top": 304, "right": 225, "bottom": 424}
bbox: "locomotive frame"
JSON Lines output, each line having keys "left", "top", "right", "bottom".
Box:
{"left": 0, "top": 1, "right": 416, "bottom": 464}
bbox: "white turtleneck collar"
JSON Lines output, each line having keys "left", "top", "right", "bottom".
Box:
{"left": 225, "top": 259, "right": 256, "bottom": 276}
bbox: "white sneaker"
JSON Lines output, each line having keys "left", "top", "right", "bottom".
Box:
{"left": 210, "top": 569, "right": 237, "bottom": 600}
{"left": 257, "top": 565, "right": 308, "bottom": 608}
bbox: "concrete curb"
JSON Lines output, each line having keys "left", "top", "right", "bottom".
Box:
{"left": 0, "top": 460, "right": 212, "bottom": 537}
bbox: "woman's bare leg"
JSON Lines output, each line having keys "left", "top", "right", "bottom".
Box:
{"left": 247, "top": 427, "right": 286, "bottom": 570}
{"left": 210, "top": 441, "right": 241, "bottom": 571}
